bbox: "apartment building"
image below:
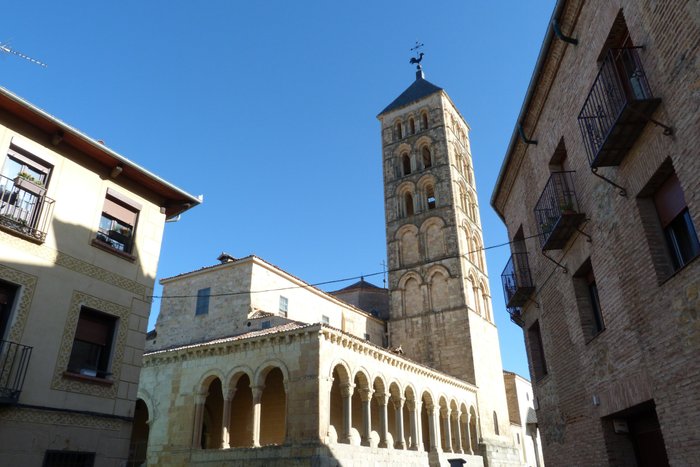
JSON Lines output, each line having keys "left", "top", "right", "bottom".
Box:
{"left": 492, "top": 1, "right": 699, "bottom": 465}
{"left": 0, "top": 86, "right": 200, "bottom": 466}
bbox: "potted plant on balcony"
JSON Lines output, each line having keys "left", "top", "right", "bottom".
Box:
{"left": 13, "top": 172, "right": 46, "bottom": 197}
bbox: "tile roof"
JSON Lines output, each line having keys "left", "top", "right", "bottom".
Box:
{"left": 379, "top": 74, "right": 443, "bottom": 116}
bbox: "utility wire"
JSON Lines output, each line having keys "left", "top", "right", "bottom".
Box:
{"left": 150, "top": 231, "right": 546, "bottom": 300}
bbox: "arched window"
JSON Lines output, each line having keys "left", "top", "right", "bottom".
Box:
{"left": 493, "top": 411, "right": 499, "bottom": 435}
{"left": 421, "top": 112, "right": 429, "bottom": 130}
{"left": 405, "top": 192, "right": 414, "bottom": 216}
{"left": 402, "top": 154, "right": 411, "bottom": 175}
{"left": 426, "top": 184, "right": 436, "bottom": 210}
{"left": 396, "top": 122, "right": 403, "bottom": 140}
{"left": 422, "top": 147, "right": 432, "bottom": 169}
{"left": 409, "top": 118, "right": 416, "bottom": 135}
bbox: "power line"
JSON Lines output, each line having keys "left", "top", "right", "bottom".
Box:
{"left": 150, "top": 231, "right": 545, "bottom": 300}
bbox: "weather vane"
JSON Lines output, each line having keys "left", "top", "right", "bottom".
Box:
{"left": 409, "top": 41, "right": 424, "bottom": 69}
{"left": 0, "top": 42, "right": 47, "bottom": 68}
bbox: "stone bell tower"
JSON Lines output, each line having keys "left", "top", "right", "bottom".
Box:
{"left": 377, "top": 59, "right": 519, "bottom": 463}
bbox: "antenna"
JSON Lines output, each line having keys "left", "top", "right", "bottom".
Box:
{"left": 0, "top": 43, "right": 47, "bottom": 68}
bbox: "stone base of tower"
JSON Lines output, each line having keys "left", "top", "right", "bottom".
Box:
{"left": 479, "top": 438, "right": 523, "bottom": 467}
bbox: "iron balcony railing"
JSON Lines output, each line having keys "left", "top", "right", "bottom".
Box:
{"left": 0, "top": 174, "right": 55, "bottom": 242}
{"left": 0, "top": 339, "right": 32, "bottom": 404}
{"left": 578, "top": 47, "right": 661, "bottom": 167}
{"left": 501, "top": 252, "right": 535, "bottom": 310}
{"left": 534, "top": 171, "right": 586, "bottom": 251}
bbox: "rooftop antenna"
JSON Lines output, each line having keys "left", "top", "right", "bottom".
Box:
{"left": 0, "top": 42, "right": 47, "bottom": 68}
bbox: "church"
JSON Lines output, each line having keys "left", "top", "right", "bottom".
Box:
{"left": 133, "top": 62, "right": 530, "bottom": 466}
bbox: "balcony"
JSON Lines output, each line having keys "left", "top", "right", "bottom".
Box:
{"left": 578, "top": 47, "right": 661, "bottom": 168}
{"left": 502, "top": 252, "right": 535, "bottom": 308}
{"left": 0, "top": 174, "right": 55, "bottom": 242}
{"left": 0, "top": 340, "right": 32, "bottom": 404}
{"left": 535, "top": 171, "right": 586, "bottom": 250}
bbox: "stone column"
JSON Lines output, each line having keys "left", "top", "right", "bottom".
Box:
{"left": 375, "top": 392, "right": 389, "bottom": 448}
{"left": 340, "top": 383, "right": 355, "bottom": 444}
{"left": 441, "top": 407, "right": 452, "bottom": 452}
{"left": 394, "top": 396, "right": 406, "bottom": 449}
{"left": 221, "top": 389, "right": 236, "bottom": 448}
{"left": 359, "top": 388, "right": 373, "bottom": 447}
{"left": 465, "top": 413, "right": 474, "bottom": 455}
{"left": 251, "top": 385, "right": 264, "bottom": 448}
{"left": 427, "top": 403, "right": 439, "bottom": 452}
{"left": 192, "top": 392, "right": 208, "bottom": 448}
{"left": 407, "top": 399, "right": 421, "bottom": 450}
{"left": 452, "top": 409, "right": 463, "bottom": 454}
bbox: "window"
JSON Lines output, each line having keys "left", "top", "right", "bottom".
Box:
{"left": 95, "top": 189, "right": 141, "bottom": 255}
{"left": 395, "top": 121, "right": 403, "bottom": 140}
{"left": 364, "top": 333, "right": 370, "bottom": 340}
{"left": 409, "top": 118, "right": 416, "bottom": 135}
{"left": 493, "top": 411, "right": 499, "bottom": 435}
{"left": 421, "top": 147, "right": 432, "bottom": 168}
{"left": 67, "top": 307, "right": 117, "bottom": 379}
{"left": 196, "top": 288, "right": 210, "bottom": 315}
{"left": 261, "top": 320, "right": 271, "bottom": 329}
{"left": 0, "top": 146, "right": 54, "bottom": 240}
{"left": 639, "top": 161, "right": 700, "bottom": 280}
{"left": 421, "top": 112, "right": 429, "bottom": 130}
{"left": 0, "top": 280, "right": 19, "bottom": 340}
{"left": 43, "top": 450, "right": 95, "bottom": 467}
{"left": 426, "top": 184, "right": 436, "bottom": 210}
{"left": 654, "top": 173, "right": 699, "bottom": 270}
{"left": 404, "top": 192, "right": 414, "bottom": 216}
{"left": 279, "top": 295, "right": 288, "bottom": 317}
{"left": 573, "top": 259, "right": 605, "bottom": 341}
{"left": 527, "top": 321, "right": 548, "bottom": 381}
{"left": 321, "top": 315, "right": 330, "bottom": 324}
{"left": 402, "top": 154, "right": 411, "bottom": 175}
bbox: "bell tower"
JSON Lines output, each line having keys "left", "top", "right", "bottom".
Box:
{"left": 378, "top": 56, "right": 518, "bottom": 461}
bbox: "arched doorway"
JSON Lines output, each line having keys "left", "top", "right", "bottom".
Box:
{"left": 127, "top": 399, "right": 149, "bottom": 467}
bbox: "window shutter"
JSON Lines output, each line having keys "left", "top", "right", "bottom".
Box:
{"left": 103, "top": 197, "right": 138, "bottom": 226}
{"left": 75, "top": 313, "right": 112, "bottom": 346}
{"left": 654, "top": 173, "right": 686, "bottom": 227}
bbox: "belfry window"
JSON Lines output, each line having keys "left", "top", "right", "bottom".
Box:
{"left": 426, "top": 185, "right": 436, "bottom": 210}
{"left": 409, "top": 118, "right": 416, "bottom": 135}
{"left": 421, "top": 112, "right": 429, "bottom": 130}
{"left": 396, "top": 122, "right": 403, "bottom": 140}
{"left": 404, "top": 192, "right": 414, "bottom": 216}
{"left": 422, "top": 147, "right": 432, "bottom": 168}
{"left": 402, "top": 154, "right": 411, "bottom": 176}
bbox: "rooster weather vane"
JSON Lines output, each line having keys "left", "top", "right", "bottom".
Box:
{"left": 409, "top": 41, "right": 424, "bottom": 69}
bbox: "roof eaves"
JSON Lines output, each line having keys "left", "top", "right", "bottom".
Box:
{"left": 490, "top": 0, "right": 567, "bottom": 220}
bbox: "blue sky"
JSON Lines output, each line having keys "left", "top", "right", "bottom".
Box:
{"left": 2, "top": 1, "right": 555, "bottom": 378}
